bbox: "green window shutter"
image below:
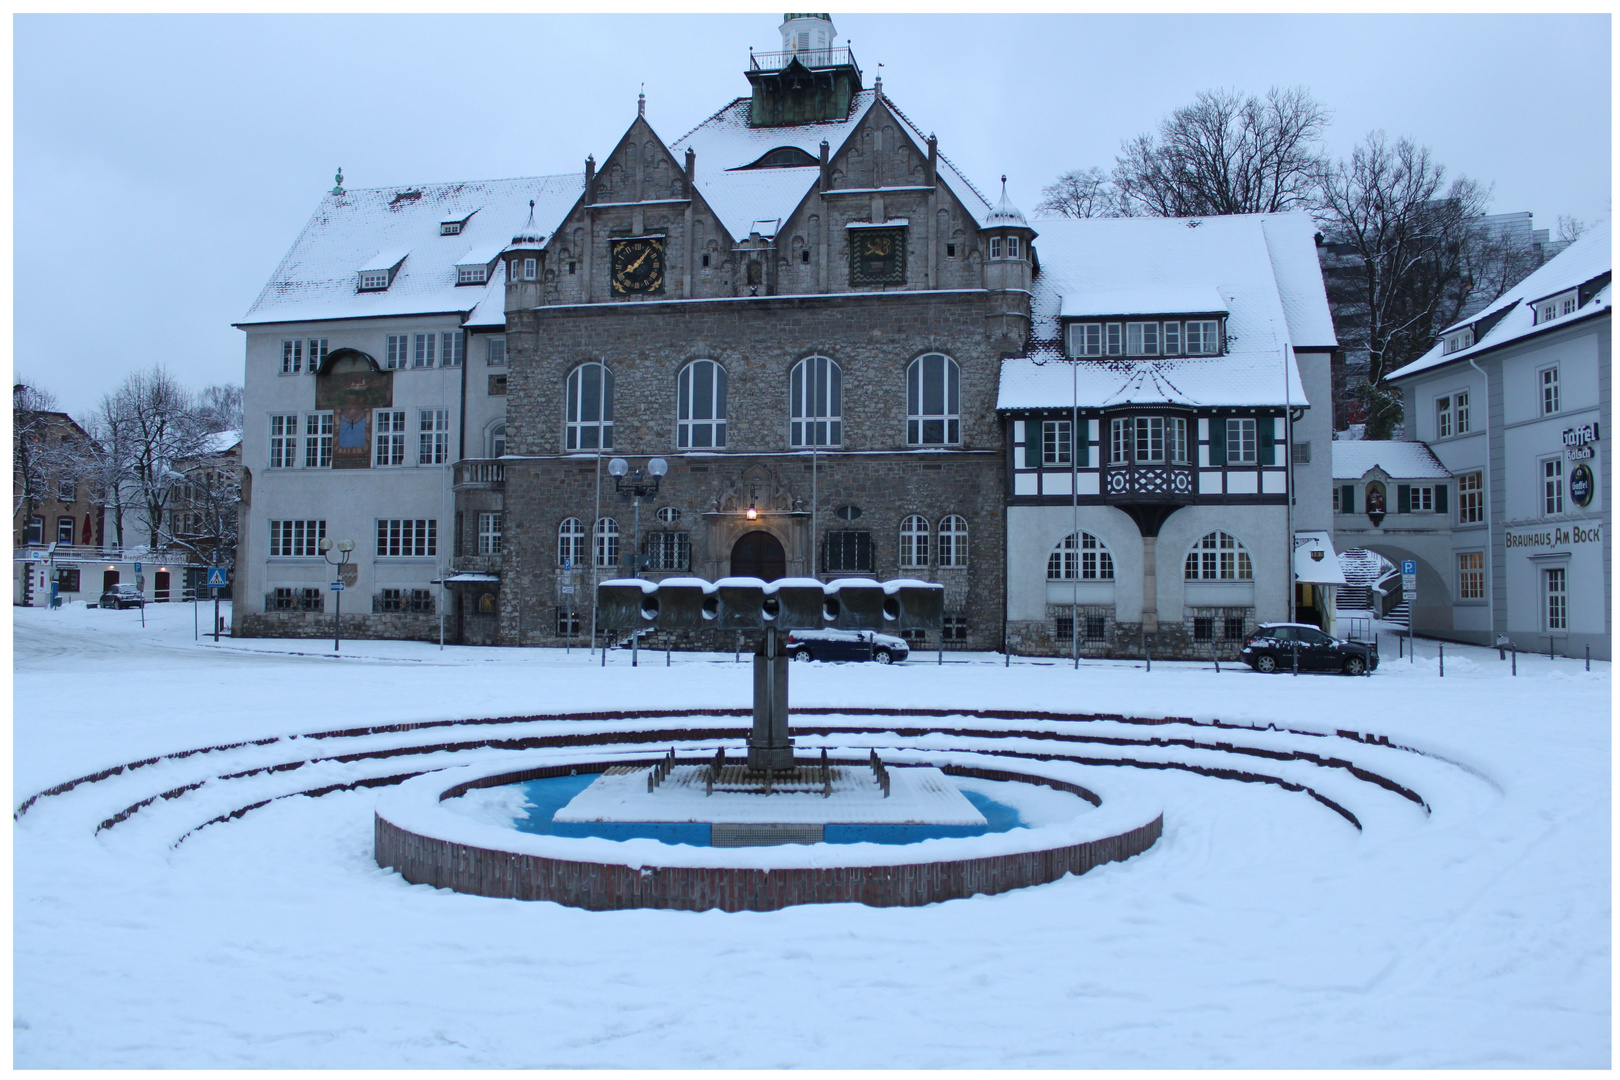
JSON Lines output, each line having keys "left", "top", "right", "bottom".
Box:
{"left": 1025, "top": 423, "right": 1042, "bottom": 468}
{"left": 1076, "top": 420, "right": 1089, "bottom": 466}
{"left": 1341, "top": 485, "right": 1355, "bottom": 514}
{"left": 1435, "top": 484, "right": 1448, "bottom": 513}
{"left": 1259, "top": 416, "right": 1275, "bottom": 464}
{"left": 1208, "top": 418, "right": 1226, "bottom": 467}
{"left": 1397, "top": 485, "right": 1411, "bottom": 513}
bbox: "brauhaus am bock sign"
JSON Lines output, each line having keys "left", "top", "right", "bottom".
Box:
{"left": 1506, "top": 524, "right": 1602, "bottom": 548}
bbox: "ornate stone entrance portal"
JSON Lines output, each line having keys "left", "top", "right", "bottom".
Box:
{"left": 730, "top": 530, "right": 786, "bottom": 581}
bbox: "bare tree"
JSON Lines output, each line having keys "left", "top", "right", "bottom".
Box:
{"left": 1316, "top": 132, "right": 1494, "bottom": 437}
{"left": 196, "top": 384, "right": 244, "bottom": 433}
{"left": 1556, "top": 215, "right": 1588, "bottom": 244}
{"left": 167, "top": 455, "right": 240, "bottom": 570}
{"left": 100, "top": 366, "right": 211, "bottom": 551}
{"left": 14, "top": 383, "right": 61, "bottom": 526}
{"left": 1111, "top": 86, "right": 1331, "bottom": 217}
{"left": 1035, "top": 167, "right": 1122, "bottom": 219}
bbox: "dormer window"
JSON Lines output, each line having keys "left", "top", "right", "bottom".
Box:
{"left": 1534, "top": 289, "right": 1579, "bottom": 324}
{"left": 737, "top": 146, "right": 819, "bottom": 170}
{"left": 359, "top": 270, "right": 390, "bottom": 291}
{"left": 1066, "top": 317, "right": 1221, "bottom": 358}
{"left": 1442, "top": 327, "right": 1475, "bottom": 355}
{"left": 457, "top": 265, "right": 488, "bottom": 284}
{"left": 357, "top": 249, "right": 408, "bottom": 292}
{"left": 441, "top": 222, "right": 462, "bottom": 236}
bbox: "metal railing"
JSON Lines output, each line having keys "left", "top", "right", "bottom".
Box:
{"left": 749, "top": 46, "right": 858, "bottom": 73}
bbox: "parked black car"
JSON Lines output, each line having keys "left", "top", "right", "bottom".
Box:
{"left": 98, "top": 584, "right": 145, "bottom": 609}
{"left": 1240, "top": 622, "right": 1377, "bottom": 675}
{"left": 785, "top": 628, "right": 910, "bottom": 664}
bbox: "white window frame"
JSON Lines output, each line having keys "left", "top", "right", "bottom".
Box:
{"left": 1125, "top": 322, "right": 1160, "bottom": 356}
{"left": 359, "top": 269, "right": 390, "bottom": 291}
{"left": 523, "top": 257, "right": 537, "bottom": 281}
{"left": 385, "top": 334, "right": 410, "bottom": 370}
{"left": 1457, "top": 551, "right": 1485, "bottom": 601}
{"left": 1435, "top": 395, "right": 1452, "bottom": 439}
{"left": 441, "top": 332, "right": 464, "bottom": 367}
{"left": 557, "top": 518, "right": 585, "bottom": 568}
{"left": 418, "top": 409, "right": 450, "bottom": 465}
{"left": 1186, "top": 320, "right": 1219, "bottom": 355}
{"left": 1110, "top": 417, "right": 1131, "bottom": 463}
{"left": 1226, "top": 418, "right": 1257, "bottom": 464}
{"left": 412, "top": 332, "right": 437, "bottom": 369}
{"left": 1454, "top": 390, "right": 1470, "bottom": 434}
{"left": 1443, "top": 327, "right": 1474, "bottom": 354}
{"left": 1540, "top": 365, "right": 1560, "bottom": 415}
{"left": 1007, "top": 236, "right": 1020, "bottom": 259}
{"left": 1170, "top": 416, "right": 1188, "bottom": 463}
{"left": 898, "top": 515, "right": 930, "bottom": 568}
{"left": 989, "top": 237, "right": 1002, "bottom": 259}
{"left": 676, "top": 359, "right": 728, "bottom": 449}
{"left": 281, "top": 339, "right": 303, "bottom": 375}
{"left": 1544, "top": 566, "right": 1568, "bottom": 631}
{"left": 1411, "top": 485, "right": 1435, "bottom": 512}
{"left": 1457, "top": 471, "right": 1484, "bottom": 524}
{"left": 457, "top": 265, "right": 487, "bottom": 285}
{"left": 487, "top": 337, "right": 507, "bottom": 366}
{"left": 937, "top": 515, "right": 968, "bottom": 567}
{"left": 1042, "top": 420, "right": 1072, "bottom": 466}
{"left": 1185, "top": 531, "right": 1253, "bottom": 581}
{"left": 594, "top": 518, "right": 620, "bottom": 568}
{"left": 1047, "top": 532, "right": 1114, "bottom": 581}
{"left": 303, "top": 412, "right": 333, "bottom": 469}
{"left": 269, "top": 519, "right": 326, "bottom": 558}
{"left": 1068, "top": 323, "right": 1102, "bottom": 357}
{"left": 790, "top": 355, "right": 842, "bottom": 448}
{"left": 1133, "top": 416, "right": 1166, "bottom": 463}
{"left": 478, "top": 512, "right": 502, "bottom": 555}
{"left": 906, "top": 353, "right": 960, "bottom": 446}
{"left": 374, "top": 410, "right": 406, "bottom": 467}
{"left": 269, "top": 414, "right": 298, "bottom": 468}
{"left": 1542, "top": 456, "right": 1564, "bottom": 515}
{"left": 487, "top": 421, "right": 506, "bottom": 458}
{"left": 1105, "top": 323, "right": 1123, "bottom": 356}
{"left": 565, "top": 363, "right": 614, "bottom": 451}
{"left": 376, "top": 518, "right": 437, "bottom": 558}
{"left": 1162, "top": 321, "right": 1181, "bottom": 355}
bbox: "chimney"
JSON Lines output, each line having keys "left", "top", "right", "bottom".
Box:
{"left": 819, "top": 140, "right": 830, "bottom": 193}
{"left": 926, "top": 134, "right": 938, "bottom": 189}
{"left": 584, "top": 155, "right": 595, "bottom": 205}
{"left": 685, "top": 147, "right": 695, "bottom": 183}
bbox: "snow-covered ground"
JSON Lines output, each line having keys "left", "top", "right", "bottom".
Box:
{"left": 14, "top": 601, "right": 1610, "bottom": 1068}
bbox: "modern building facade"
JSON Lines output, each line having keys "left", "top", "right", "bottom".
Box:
{"left": 1387, "top": 219, "right": 1610, "bottom": 658}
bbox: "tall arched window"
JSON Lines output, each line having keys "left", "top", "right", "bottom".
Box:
{"left": 676, "top": 360, "right": 727, "bottom": 448}
{"left": 565, "top": 363, "right": 614, "bottom": 450}
{"left": 1184, "top": 531, "right": 1253, "bottom": 580}
{"left": 791, "top": 355, "right": 842, "bottom": 447}
{"left": 907, "top": 353, "right": 960, "bottom": 445}
{"left": 557, "top": 517, "right": 585, "bottom": 568}
{"left": 487, "top": 421, "right": 506, "bottom": 458}
{"left": 594, "top": 518, "right": 620, "bottom": 568}
{"left": 1047, "top": 532, "right": 1115, "bottom": 580}
{"left": 898, "top": 515, "right": 930, "bottom": 568}
{"left": 937, "top": 515, "right": 969, "bottom": 567}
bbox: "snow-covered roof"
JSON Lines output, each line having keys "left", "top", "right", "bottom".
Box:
{"left": 1001, "top": 213, "right": 1331, "bottom": 410}
{"left": 670, "top": 91, "right": 992, "bottom": 242}
{"left": 1331, "top": 440, "right": 1451, "bottom": 480}
{"left": 241, "top": 175, "right": 582, "bottom": 326}
{"left": 1294, "top": 531, "right": 1348, "bottom": 586}
{"left": 463, "top": 259, "right": 509, "bottom": 329}
{"left": 1389, "top": 217, "right": 1612, "bottom": 381}
{"left": 197, "top": 429, "right": 242, "bottom": 457}
{"left": 984, "top": 180, "right": 1028, "bottom": 228}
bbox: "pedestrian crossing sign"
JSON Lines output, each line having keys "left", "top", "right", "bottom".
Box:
{"left": 207, "top": 568, "right": 228, "bottom": 588}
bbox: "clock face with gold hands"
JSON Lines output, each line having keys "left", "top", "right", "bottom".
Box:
{"left": 611, "top": 237, "right": 665, "bottom": 296}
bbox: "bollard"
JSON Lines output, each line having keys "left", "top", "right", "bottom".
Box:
{"left": 1549, "top": 638, "right": 1554, "bottom": 661}
{"left": 1398, "top": 635, "right": 1403, "bottom": 659}
{"left": 1211, "top": 641, "right": 1220, "bottom": 674}
{"left": 1586, "top": 645, "right": 1591, "bottom": 672}
{"left": 1145, "top": 642, "right": 1151, "bottom": 673}
{"left": 1511, "top": 644, "right": 1516, "bottom": 676}
{"left": 1439, "top": 643, "right": 1444, "bottom": 677}
{"left": 1292, "top": 641, "right": 1299, "bottom": 675}
{"left": 632, "top": 630, "right": 638, "bottom": 667}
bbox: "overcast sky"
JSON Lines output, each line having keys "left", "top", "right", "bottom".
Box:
{"left": 14, "top": 13, "right": 1611, "bottom": 420}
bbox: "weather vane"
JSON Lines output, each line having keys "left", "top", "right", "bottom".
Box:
{"left": 331, "top": 168, "right": 344, "bottom": 196}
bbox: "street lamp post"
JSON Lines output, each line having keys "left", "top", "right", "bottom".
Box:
{"left": 319, "top": 537, "right": 356, "bottom": 652}
{"left": 608, "top": 457, "right": 668, "bottom": 668}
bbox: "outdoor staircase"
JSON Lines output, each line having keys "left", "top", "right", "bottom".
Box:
{"left": 1385, "top": 599, "right": 1411, "bottom": 628}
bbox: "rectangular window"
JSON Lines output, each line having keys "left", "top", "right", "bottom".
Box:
{"left": 1545, "top": 567, "right": 1568, "bottom": 631}
{"left": 557, "top": 608, "right": 582, "bottom": 636}
{"left": 1105, "top": 323, "right": 1122, "bottom": 356}
{"left": 385, "top": 335, "right": 410, "bottom": 369}
{"left": 1410, "top": 485, "right": 1434, "bottom": 512}
{"left": 269, "top": 414, "right": 297, "bottom": 468}
{"left": 523, "top": 257, "right": 537, "bottom": 280}
{"left": 1193, "top": 616, "right": 1214, "bottom": 642}
{"left": 1436, "top": 396, "right": 1452, "bottom": 439}
{"left": 376, "top": 518, "right": 437, "bottom": 558}
{"left": 643, "top": 532, "right": 691, "bottom": 572}
{"left": 1457, "top": 471, "right": 1484, "bottom": 524}
{"left": 441, "top": 332, "right": 464, "bottom": 367}
{"left": 1332, "top": 487, "right": 1341, "bottom": 512}
{"left": 456, "top": 265, "right": 487, "bottom": 284}
{"left": 269, "top": 519, "right": 325, "bottom": 557}
{"left": 1134, "top": 416, "right": 1165, "bottom": 463}
{"left": 303, "top": 413, "right": 333, "bottom": 468}
{"left": 1162, "top": 321, "right": 1181, "bottom": 355}
{"left": 945, "top": 243, "right": 956, "bottom": 259}
{"left": 1222, "top": 616, "right": 1246, "bottom": 641}
{"left": 281, "top": 339, "right": 303, "bottom": 374}
{"left": 1454, "top": 391, "right": 1470, "bottom": 434}
{"left": 1110, "top": 417, "right": 1132, "bottom": 463}
{"left": 1543, "top": 457, "right": 1564, "bottom": 515}
{"left": 418, "top": 409, "right": 450, "bottom": 465}
{"left": 269, "top": 587, "right": 324, "bottom": 612}
{"left": 478, "top": 512, "right": 502, "bottom": 555}
{"left": 25, "top": 516, "right": 42, "bottom": 545}
{"left": 1042, "top": 420, "right": 1072, "bottom": 466}
{"left": 1068, "top": 323, "right": 1102, "bottom": 357}
{"left": 824, "top": 531, "right": 873, "bottom": 573}
{"left": 359, "top": 270, "right": 390, "bottom": 291}
{"left": 57, "top": 567, "right": 81, "bottom": 592}
{"left": 1007, "top": 236, "right": 1020, "bottom": 259}
{"left": 1125, "top": 322, "right": 1159, "bottom": 356}
{"left": 1170, "top": 417, "right": 1188, "bottom": 464}
{"left": 1291, "top": 441, "right": 1311, "bottom": 464}
{"left": 989, "top": 237, "right": 1002, "bottom": 259}
{"left": 373, "top": 410, "right": 406, "bottom": 466}
{"left": 1054, "top": 615, "right": 1073, "bottom": 642}
{"left": 57, "top": 475, "right": 76, "bottom": 500}
{"left": 1186, "top": 320, "right": 1218, "bottom": 354}
{"left": 376, "top": 588, "right": 435, "bottom": 614}
{"left": 1085, "top": 614, "right": 1107, "bottom": 641}
{"left": 412, "top": 332, "right": 437, "bottom": 368}
{"left": 1458, "top": 552, "right": 1485, "bottom": 600}
{"left": 1226, "top": 418, "right": 1257, "bottom": 464}
{"left": 1540, "top": 366, "right": 1560, "bottom": 414}
{"left": 487, "top": 337, "right": 507, "bottom": 365}
{"left": 56, "top": 516, "right": 75, "bottom": 544}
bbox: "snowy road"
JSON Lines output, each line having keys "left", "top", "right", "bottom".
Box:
{"left": 13, "top": 603, "right": 1610, "bottom": 1067}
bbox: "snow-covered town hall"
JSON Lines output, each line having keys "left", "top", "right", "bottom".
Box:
{"left": 233, "top": 14, "right": 1341, "bottom": 658}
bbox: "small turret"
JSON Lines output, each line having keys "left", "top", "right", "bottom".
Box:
{"left": 780, "top": 13, "right": 835, "bottom": 54}
{"left": 504, "top": 199, "right": 545, "bottom": 313}
{"left": 980, "top": 176, "right": 1036, "bottom": 295}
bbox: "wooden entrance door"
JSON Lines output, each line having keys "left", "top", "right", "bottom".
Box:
{"left": 730, "top": 530, "right": 786, "bottom": 582}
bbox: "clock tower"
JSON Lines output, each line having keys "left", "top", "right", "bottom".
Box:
{"left": 746, "top": 13, "right": 862, "bottom": 127}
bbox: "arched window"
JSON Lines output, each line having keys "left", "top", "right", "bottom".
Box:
{"left": 790, "top": 355, "right": 842, "bottom": 447}
{"left": 594, "top": 518, "right": 620, "bottom": 568}
{"left": 898, "top": 515, "right": 930, "bottom": 568}
{"left": 676, "top": 360, "right": 727, "bottom": 448}
{"left": 565, "top": 363, "right": 614, "bottom": 450}
{"left": 1047, "top": 532, "right": 1115, "bottom": 580}
{"left": 937, "top": 515, "right": 969, "bottom": 567}
{"left": 487, "top": 421, "right": 506, "bottom": 458}
{"left": 557, "top": 517, "right": 585, "bottom": 568}
{"left": 1184, "top": 531, "right": 1253, "bottom": 580}
{"left": 907, "top": 353, "right": 960, "bottom": 445}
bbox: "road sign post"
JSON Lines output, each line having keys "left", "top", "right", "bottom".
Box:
{"left": 207, "top": 568, "right": 228, "bottom": 643}
{"left": 330, "top": 580, "right": 346, "bottom": 653}
{"left": 1401, "top": 560, "right": 1417, "bottom": 663}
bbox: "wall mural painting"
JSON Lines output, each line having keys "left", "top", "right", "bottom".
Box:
{"left": 315, "top": 351, "right": 392, "bottom": 469}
